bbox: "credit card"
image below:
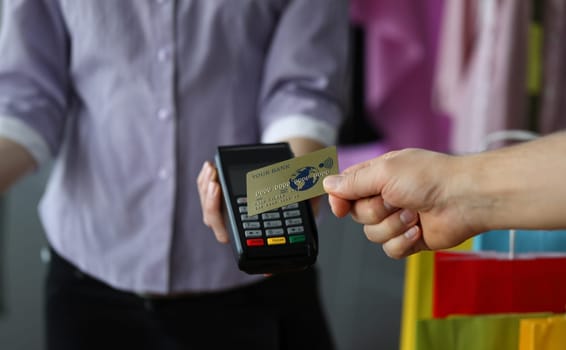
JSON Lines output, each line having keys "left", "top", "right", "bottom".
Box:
{"left": 246, "top": 146, "right": 338, "bottom": 216}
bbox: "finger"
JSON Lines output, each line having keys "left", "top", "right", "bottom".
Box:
{"left": 349, "top": 195, "right": 397, "bottom": 225}
{"left": 198, "top": 161, "right": 220, "bottom": 226}
{"left": 362, "top": 209, "right": 419, "bottom": 243}
{"left": 197, "top": 161, "right": 214, "bottom": 210}
{"left": 327, "top": 194, "right": 352, "bottom": 218}
{"left": 324, "top": 151, "right": 402, "bottom": 201}
{"left": 323, "top": 165, "right": 384, "bottom": 200}
{"left": 382, "top": 226, "right": 430, "bottom": 259}
{"left": 323, "top": 158, "right": 374, "bottom": 197}
{"left": 203, "top": 180, "right": 230, "bottom": 243}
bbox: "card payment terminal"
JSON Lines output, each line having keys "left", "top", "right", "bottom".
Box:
{"left": 215, "top": 143, "right": 318, "bottom": 274}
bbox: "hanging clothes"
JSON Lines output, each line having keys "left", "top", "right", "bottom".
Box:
{"left": 349, "top": 0, "right": 451, "bottom": 152}
{"left": 435, "top": 0, "right": 566, "bottom": 154}
{"left": 434, "top": 0, "right": 530, "bottom": 153}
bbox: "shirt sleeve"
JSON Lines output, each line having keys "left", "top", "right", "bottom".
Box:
{"left": 0, "top": 0, "right": 70, "bottom": 166}
{"left": 259, "top": 0, "right": 349, "bottom": 146}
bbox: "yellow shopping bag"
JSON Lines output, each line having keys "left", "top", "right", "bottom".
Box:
{"left": 416, "top": 313, "right": 550, "bottom": 350}
{"left": 519, "top": 315, "right": 566, "bottom": 350}
{"left": 399, "top": 240, "right": 473, "bottom": 350}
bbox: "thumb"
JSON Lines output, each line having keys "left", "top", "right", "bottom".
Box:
{"left": 323, "top": 175, "right": 347, "bottom": 194}
{"left": 323, "top": 164, "right": 384, "bottom": 200}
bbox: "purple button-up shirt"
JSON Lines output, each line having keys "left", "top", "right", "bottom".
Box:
{"left": 0, "top": 0, "right": 348, "bottom": 293}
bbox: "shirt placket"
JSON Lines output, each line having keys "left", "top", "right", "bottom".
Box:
{"left": 151, "top": 0, "right": 177, "bottom": 291}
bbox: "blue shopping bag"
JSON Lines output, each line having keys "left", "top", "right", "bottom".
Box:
{"left": 473, "top": 230, "right": 566, "bottom": 253}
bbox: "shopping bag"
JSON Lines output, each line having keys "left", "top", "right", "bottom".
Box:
{"left": 399, "top": 252, "right": 435, "bottom": 350}
{"left": 519, "top": 315, "right": 566, "bottom": 350}
{"left": 433, "top": 251, "right": 566, "bottom": 318}
{"left": 400, "top": 240, "right": 473, "bottom": 350}
{"left": 474, "top": 229, "right": 566, "bottom": 253}
{"left": 416, "top": 313, "right": 550, "bottom": 350}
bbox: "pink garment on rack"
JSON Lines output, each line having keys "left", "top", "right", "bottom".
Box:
{"left": 435, "top": 0, "right": 566, "bottom": 153}
{"left": 434, "top": 0, "right": 531, "bottom": 153}
{"left": 339, "top": 0, "right": 451, "bottom": 171}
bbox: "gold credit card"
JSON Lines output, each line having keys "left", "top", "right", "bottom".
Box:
{"left": 246, "top": 146, "right": 339, "bottom": 216}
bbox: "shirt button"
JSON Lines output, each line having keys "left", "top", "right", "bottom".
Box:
{"left": 158, "top": 168, "right": 169, "bottom": 180}
{"left": 157, "top": 108, "right": 171, "bottom": 121}
{"left": 157, "top": 48, "right": 171, "bottom": 62}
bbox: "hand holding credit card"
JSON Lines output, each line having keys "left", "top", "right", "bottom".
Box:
{"left": 246, "top": 146, "right": 339, "bottom": 216}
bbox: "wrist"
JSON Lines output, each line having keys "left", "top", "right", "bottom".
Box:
{"left": 446, "top": 154, "right": 498, "bottom": 235}
{"left": 453, "top": 150, "right": 530, "bottom": 233}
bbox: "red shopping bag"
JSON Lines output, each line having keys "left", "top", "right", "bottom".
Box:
{"left": 433, "top": 251, "right": 566, "bottom": 318}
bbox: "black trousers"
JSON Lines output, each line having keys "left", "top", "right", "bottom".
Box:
{"left": 45, "top": 249, "right": 334, "bottom": 350}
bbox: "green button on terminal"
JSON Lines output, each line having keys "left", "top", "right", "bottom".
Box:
{"left": 289, "top": 235, "right": 306, "bottom": 244}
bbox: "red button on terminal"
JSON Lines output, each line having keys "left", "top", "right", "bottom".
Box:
{"left": 246, "top": 238, "right": 264, "bottom": 247}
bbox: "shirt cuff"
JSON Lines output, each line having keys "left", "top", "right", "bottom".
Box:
{"left": 261, "top": 115, "right": 337, "bottom": 146}
{"left": 0, "top": 115, "right": 52, "bottom": 166}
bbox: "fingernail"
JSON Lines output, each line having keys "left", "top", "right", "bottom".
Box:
{"left": 200, "top": 162, "right": 209, "bottom": 178}
{"left": 400, "top": 209, "right": 416, "bottom": 224}
{"left": 207, "top": 163, "right": 215, "bottom": 178}
{"left": 404, "top": 226, "right": 418, "bottom": 240}
{"left": 383, "top": 201, "right": 395, "bottom": 211}
{"left": 323, "top": 175, "right": 343, "bottom": 191}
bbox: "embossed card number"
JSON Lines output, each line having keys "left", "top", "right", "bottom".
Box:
{"left": 246, "top": 146, "right": 339, "bottom": 216}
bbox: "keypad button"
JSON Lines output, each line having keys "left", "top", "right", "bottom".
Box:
{"left": 267, "top": 237, "right": 286, "bottom": 245}
{"left": 241, "top": 214, "right": 258, "bottom": 221}
{"left": 285, "top": 218, "right": 303, "bottom": 226}
{"left": 287, "top": 226, "right": 305, "bottom": 235}
{"left": 283, "top": 210, "right": 301, "bottom": 218}
{"left": 246, "top": 238, "right": 264, "bottom": 247}
{"left": 283, "top": 203, "right": 299, "bottom": 210}
{"left": 289, "top": 235, "right": 306, "bottom": 243}
{"left": 265, "top": 228, "right": 284, "bottom": 237}
{"left": 262, "top": 212, "right": 281, "bottom": 220}
{"left": 244, "top": 230, "right": 262, "bottom": 238}
{"left": 236, "top": 197, "right": 247, "bottom": 204}
{"left": 238, "top": 206, "right": 248, "bottom": 213}
{"left": 264, "top": 220, "right": 282, "bottom": 228}
{"left": 243, "top": 222, "right": 261, "bottom": 229}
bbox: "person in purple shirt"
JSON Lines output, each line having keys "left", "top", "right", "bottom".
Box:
{"left": 0, "top": 1, "right": 348, "bottom": 349}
